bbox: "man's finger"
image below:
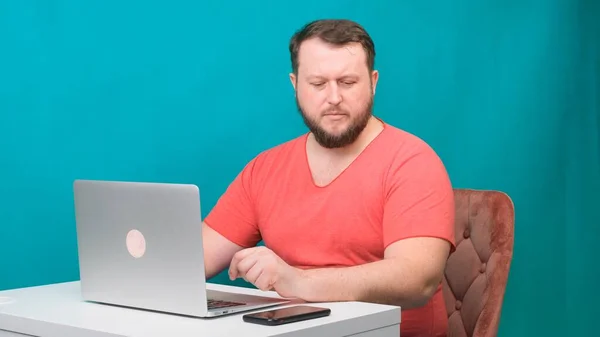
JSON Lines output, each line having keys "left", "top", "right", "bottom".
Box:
{"left": 254, "top": 270, "right": 273, "bottom": 291}
{"left": 230, "top": 248, "right": 258, "bottom": 268}
{"left": 229, "top": 248, "right": 259, "bottom": 279}
{"left": 236, "top": 254, "right": 259, "bottom": 280}
{"left": 244, "top": 263, "right": 263, "bottom": 284}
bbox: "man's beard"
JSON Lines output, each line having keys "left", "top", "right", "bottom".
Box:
{"left": 296, "top": 95, "right": 374, "bottom": 149}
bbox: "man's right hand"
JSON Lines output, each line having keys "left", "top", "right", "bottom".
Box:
{"left": 228, "top": 246, "right": 304, "bottom": 298}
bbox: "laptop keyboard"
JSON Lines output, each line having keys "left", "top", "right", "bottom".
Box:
{"left": 207, "top": 299, "right": 246, "bottom": 309}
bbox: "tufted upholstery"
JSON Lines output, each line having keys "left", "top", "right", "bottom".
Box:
{"left": 442, "top": 189, "right": 515, "bottom": 337}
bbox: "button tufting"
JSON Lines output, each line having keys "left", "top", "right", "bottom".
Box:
{"left": 463, "top": 228, "right": 470, "bottom": 238}
{"left": 480, "top": 263, "right": 487, "bottom": 273}
{"left": 455, "top": 300, "right": 462, "bottom": 310}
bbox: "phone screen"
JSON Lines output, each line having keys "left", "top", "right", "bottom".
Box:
{"left": 248, "top": 305, "right": 328, "bottom": 320}
{"left": 243, "top": 305, "right": 331, "bottom": 325}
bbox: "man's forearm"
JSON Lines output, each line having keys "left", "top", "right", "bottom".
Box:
{"left": 294, "top": 258, "right": 438, "bottom": 309}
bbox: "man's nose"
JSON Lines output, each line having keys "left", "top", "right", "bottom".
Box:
{"left": 326, "top": 83, "right": 342, "bottom": 105}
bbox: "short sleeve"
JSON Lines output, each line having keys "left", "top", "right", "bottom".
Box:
{"left": 204, "top": 159, "right": 262, "bottom": 248}
{"left": 382, "top": 144, "right": 456, "bottom": 251}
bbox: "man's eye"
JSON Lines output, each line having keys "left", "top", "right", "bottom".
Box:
{"left": 341, "top": 81, "right": 355, "bottom": 86}
{"left": 312, "top": 82, "right": 325, "bottom": 87}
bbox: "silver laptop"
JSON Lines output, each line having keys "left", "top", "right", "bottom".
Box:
{"left": 73, "top": 179, "right": 289, "bottom": 317}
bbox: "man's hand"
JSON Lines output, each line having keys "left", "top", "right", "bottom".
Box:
{"left": 228, "top": 246, "right": 303, "bottom": 298}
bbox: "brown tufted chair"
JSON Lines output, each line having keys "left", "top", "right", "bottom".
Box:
{"left": 442, "top": 189, "right": 515, "bottom": 337}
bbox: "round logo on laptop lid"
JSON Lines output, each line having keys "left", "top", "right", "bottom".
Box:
{"left": 126, "top": 229, "right": 146, "bottom": 258}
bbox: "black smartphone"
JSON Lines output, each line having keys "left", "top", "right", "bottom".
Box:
{"left": 242, "top": 305, "right": 331, "bottom": 326}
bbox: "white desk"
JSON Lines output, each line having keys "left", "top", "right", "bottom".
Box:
{"left": 0, "top": 281, "right": 401, "bottom": 337}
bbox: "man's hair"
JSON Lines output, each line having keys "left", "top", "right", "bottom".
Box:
{"left": 288, "top": 19, "right": 376, "bottom": 75}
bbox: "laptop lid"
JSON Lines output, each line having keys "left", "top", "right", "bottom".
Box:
{"left": 73, "top": 179, "right": 210, "bottom": 317}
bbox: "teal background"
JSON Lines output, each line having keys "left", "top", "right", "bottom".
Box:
{"left": 1, "top": 1, "right": 598, "bottom": 336}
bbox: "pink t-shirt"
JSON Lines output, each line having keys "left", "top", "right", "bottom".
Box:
{"left": 206, "top": 122, "right": 455, "bottom": 336}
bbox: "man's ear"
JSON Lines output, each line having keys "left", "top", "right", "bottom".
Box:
{"left": 371, "top": 70, "right": 379, "bottom": 95}
{"left": 289, "top": 73, "right": 297, "bottom": 91}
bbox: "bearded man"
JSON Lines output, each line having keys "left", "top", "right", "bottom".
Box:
{"left": 202, "top": 19, "right": 456, "bottom": 337}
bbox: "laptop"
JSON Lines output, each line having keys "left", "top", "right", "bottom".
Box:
{"left": 73, "top": 179, "right": 290, "bottom": 317}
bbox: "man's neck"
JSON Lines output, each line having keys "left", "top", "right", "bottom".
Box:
{"left": 309, "top": 116, "right": 385, "bottom": 158}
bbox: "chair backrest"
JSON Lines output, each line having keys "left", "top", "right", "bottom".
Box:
{"left": 442, "top": 189, "right": 515, "bottom": 337}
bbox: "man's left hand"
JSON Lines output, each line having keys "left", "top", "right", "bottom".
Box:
{"left": 228, "top": 246, "right": 304, "bottom": 299}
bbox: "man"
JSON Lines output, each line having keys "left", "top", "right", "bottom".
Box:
{"left": 202, "top": 19, "right": 455, "bottom": 337}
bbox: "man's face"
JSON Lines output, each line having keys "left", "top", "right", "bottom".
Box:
{"left": 290, "top": 38, "right": 379, "bottom": 149}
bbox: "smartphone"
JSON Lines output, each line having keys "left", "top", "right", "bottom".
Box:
{"left": 242, "top": 305, "right": 331, "bottom": 326}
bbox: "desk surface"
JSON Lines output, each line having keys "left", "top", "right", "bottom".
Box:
{"left": 0, "top": 281, "right": 401, "bottom": 337}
